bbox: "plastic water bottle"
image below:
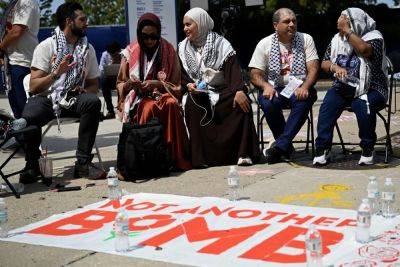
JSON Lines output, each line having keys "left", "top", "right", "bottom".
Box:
{"left": 10, "top": 118, "right": 27, "bottom": 131}
{"left": 381, "top": 177, "right": 396, "bottom": 218}
{"left": 0, "top": 183, "right": 24, "bottom": 193}
{"left": 114, "top": 208, "right": 129, "bottom": 252}
{"left": 107, "top": 167, "right": 121, "bottom": 200}
{"left": 356, "top": 198, "right": 372, "bottom": 243}
{"left": 367, "top": 176, "right": 379, "bottom": 214}
{"left": 0, "top": 198, "right": 8, "bottom": 238}
{"left": 305, "top": 225, "right": 323, "bottom": 267}
{"left": 196, "top": 80, "right": 207, "bottom": 91}
{"left": 227, "top": 166, "right": 240, "bottom": 201}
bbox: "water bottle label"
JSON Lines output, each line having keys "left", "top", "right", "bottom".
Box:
{"left": 382, "top": 192, "right": 395, "bottom": 201}
{"left": 367, "top": 190, "right": 379, "bottom": 198}
{"left": 0, "top": 211, "right": 7, "bottom": 222}
{"left": 115, "top": 223, "right": 129, "bottom": 234}
{"left": 108, "top": 178, "right": 119, "bottom": 186}
{"left": 228, "top": 177, "right": 239, "bottom": 186}
{"left": 357, "top": 214, "right": 371, "bottom": 226}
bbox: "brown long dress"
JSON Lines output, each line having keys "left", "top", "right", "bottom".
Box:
{"left": 181, "top": 55, "right": 261, "bottom": 167}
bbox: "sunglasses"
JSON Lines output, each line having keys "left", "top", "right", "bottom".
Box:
{"left": 140, "top": 33, "right": 160, "bottom": 41}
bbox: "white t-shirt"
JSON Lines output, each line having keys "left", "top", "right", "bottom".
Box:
{"left": 7, "top": 0, "right": 40, "bottom": 68}
{"left": 248, "top": 32, "right": 319, "bottom": 86}
{"left": 31, "top": 36, "right": 100, "bottom": 79}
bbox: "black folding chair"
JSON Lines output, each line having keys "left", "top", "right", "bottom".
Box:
{"left": 334, "top": 57, "right": 394, "bottom": 163}
{"left": 0, "top": 126, "right": 51, "bottom": 198}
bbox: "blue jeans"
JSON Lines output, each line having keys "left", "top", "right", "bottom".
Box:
{"left": 258, "top": 88, "right": 317, "bottom": 153}
{"left": 315, "top": 87, "right": 386, "bottom": 151}
{"left": 8, "top": 64, "right": 29, "bottom": 119}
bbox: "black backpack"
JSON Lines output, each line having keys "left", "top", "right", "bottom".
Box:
{"left": 117, "top": 118, "right": 171, "bottom": 180}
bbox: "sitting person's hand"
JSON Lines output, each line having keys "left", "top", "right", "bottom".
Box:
{"left": 54, "top": 54, "right": 76, "bottom": 76}
{"left": 141, "top": 80, "right": 163, "bottom": 93}
{"left": 262, "top": 83, "right": 278, "bottom": 100}
{"left": 294, "top": 86, "right": 309, "bottom": 101}
{"left": 233, "top": 90, "right": 251, "bottom": 113}
{"left": 187, "top": 83, "right": 203, "bottom": 94}
{"left": 123, "top": 78, "right": 141, "bottom": 93}
{"left": 333, "top": 65, "right": 348, "bottom": 79}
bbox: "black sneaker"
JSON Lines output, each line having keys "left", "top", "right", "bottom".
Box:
{"left": 281, "top": 145, "right": 295, "bottom": 162}
{"left": 74, "top": 161, "right": 89, "bottom": 178}
{"left": 19, "top": 163, "right": 41, "bottom": 184}
{"left": 263, "top": 146, "right": 282, "bottom": 164}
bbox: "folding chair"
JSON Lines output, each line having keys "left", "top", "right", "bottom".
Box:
{"left": 334, "top": 56, "right": 394, "bottom": 163}
{"left": 41, "top": 118, "right": 104, "bottom": 170}
{"left": 255, "top": 88, "right": 315, "bottom": 157}
{"left": 0, "top": 126, "right": 51, "bottom": 198}
{"left": 23, "top": 74, "right": 104, "bottom": 170}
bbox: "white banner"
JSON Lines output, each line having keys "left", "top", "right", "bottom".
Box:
{"left": 126, "top": 0, "right": 178, "bottom": 48}
{"left": 2, "top": 193, "right": 400, "bottom": 266}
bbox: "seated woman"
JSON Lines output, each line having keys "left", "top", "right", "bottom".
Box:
{"left": 116, "top": 13, "right": 191, "bottom": 171}
{"left": 178, "top": 7, "right": 260, "bottom": 168}
{"left": 313, "top": 8, "right": 387, "bottom": 166}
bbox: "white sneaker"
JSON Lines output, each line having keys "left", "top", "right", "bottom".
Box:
{"left": 358, "top": 150, "right": 374, "bottom": 165}
{"left": 313, "top": 149, "right": 331, "bottom": 166}
{"left": 237, "top": 157, "right": 253, "bottom": 166}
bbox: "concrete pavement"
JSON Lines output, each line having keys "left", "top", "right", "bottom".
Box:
{"left": 0, "top": 82, "right": 399, "bottom": 266}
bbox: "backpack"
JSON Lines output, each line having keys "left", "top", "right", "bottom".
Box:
{"left": 117, "top": 118, "right": 171, "bottom": 180}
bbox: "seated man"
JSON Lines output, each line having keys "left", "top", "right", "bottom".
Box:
{"left": 19, "top": 2, "right": 101, "bottom": 183}
{"left": 249, "top": 8, "right": 319, "bottom": 164}
{"left": 313, "top": 8, "right": 387, "bottom": 166}
{"left": 99, "top": 41, "right": 121, "bottom": 119}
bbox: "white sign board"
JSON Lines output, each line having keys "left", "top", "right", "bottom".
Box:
{"left": 126, "top": 0, "right": 178, "bottom": 48}
{"left": 2, "top": 193, "right": 400, "bottom": 266}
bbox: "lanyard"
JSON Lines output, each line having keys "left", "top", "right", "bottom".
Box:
{"left": 143, "top": 46, "right": 159, "bottom": 79}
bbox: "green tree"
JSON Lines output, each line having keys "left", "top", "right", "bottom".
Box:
{"left": 39, "top": 0, "right": 54, "bottom": 27}
{"left": 66, "top": 0, "right": 125, "bottom": 25}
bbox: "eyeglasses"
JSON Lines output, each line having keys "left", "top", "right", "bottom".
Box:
{"left": 140, "top": 33, "right": 159, "bottom": 41}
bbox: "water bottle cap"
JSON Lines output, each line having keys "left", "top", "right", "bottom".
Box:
{"left": 229, "top": 165, "right": 236, "bottom": 171}
{"left": 109, "top": 167, "right": 115, "bottom": 171}
{"left": 369, "top": 176, "right": 376, "bottom": 181}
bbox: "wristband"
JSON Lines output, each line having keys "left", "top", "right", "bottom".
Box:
{"left": 329, "top": 63, "right": 337, "bottom": 73}
{"left": 345, "top": 30, "right": 354, "bottom": 39}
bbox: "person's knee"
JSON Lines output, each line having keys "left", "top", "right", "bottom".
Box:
{"left": 165, "top": 97, "right": 178, "bottom": 108}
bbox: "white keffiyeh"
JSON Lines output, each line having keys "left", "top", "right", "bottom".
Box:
{"left": 50, "top": 27, "right": 89, "bottom": 109}
{"left": 330, "top": 7, "right": 386, "bottom": 98}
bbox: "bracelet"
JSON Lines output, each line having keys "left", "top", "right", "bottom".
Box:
{"left": 345, "top": 30, "right": 354, "bottom": 39}
{"left": 329, "top": 63, "right": 336, "bottom": 73}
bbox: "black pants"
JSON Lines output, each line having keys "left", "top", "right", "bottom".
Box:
{"left": 101, "top": 76, "right": 116, "bottom": 114}
{"left": 21, "top": 93, "right": 101, "bottom": 165}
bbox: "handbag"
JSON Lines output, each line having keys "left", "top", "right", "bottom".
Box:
{"left": 117, "top": 118, "right": 171, "bottom": 180}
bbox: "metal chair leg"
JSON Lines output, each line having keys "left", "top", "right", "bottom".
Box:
{"left": 335, "top": 123, "right": 346, "bottom": 154}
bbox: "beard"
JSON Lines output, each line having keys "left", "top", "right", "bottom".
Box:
{"left": 71, "top": 23, "right": 86, "bottom": 38}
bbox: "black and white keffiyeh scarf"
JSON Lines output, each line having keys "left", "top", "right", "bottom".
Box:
{"left": 179, "top": 31, "right": 235, "bottom": 81}
{"left": 268, "top": 32, "right": 307, "bottom": 87}
{"left": 50, "top": 27, "right": 89, "bottom": 108}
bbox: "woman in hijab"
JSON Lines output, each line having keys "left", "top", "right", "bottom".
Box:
{"left": 178, "top": 7, "right": 260, "bottom": 168}
{"left": 117, "top": 13, "right": 191, "bottom": 172}
{"left": 313, "top": 7, "right": 387, "bottom": 166}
